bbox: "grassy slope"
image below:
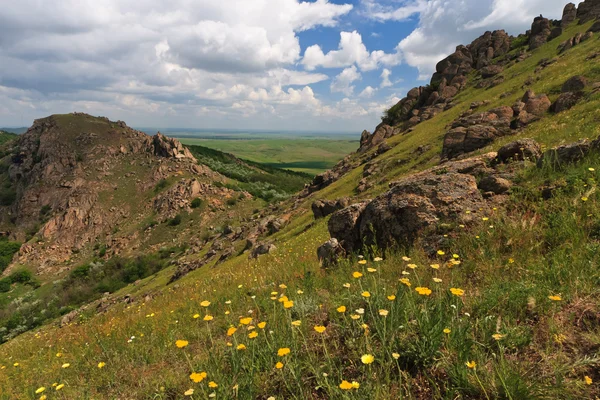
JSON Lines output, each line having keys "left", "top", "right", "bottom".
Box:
{"left": 1, "top": 22, "right": 600, "bottom": 400}
{"left": 0, "top": 131, "right": 17, "bottom": 146}
{"left": 178, "top": 138, "right": 358, "bottom": 175}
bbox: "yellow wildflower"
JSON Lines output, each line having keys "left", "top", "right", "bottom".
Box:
{"left": 97, "top": 362, "right": 106, "bottom": 369}
{"left": 190, "top": 372, "right": 207, "bottom": 383}
{"left": 248, "top": 331, "right": 258, "bottom": 339}
{"left": 291, "top": 320, "right": 301, "bottom": 327}
{"left": 175, "top": 340, "right": 189, "bottom": 348}
{"left": 358, "top": 260, "right": 367, "bottom": 265}
{"left": 61, "top": 363, "right": 70, "bottom": 369}
{"left": 208, "top": 381, "right": 218, "bottom": 388}
{"left": 352, "top": 271, "right": 363, "bottom": 278}
{"left": 339, "top": 380, "right": 354, "bottom": 390}
{"left": 387, "top": 295, "right": 396, "bottom": 301}
{"left": 35, "top": 388, "right": 45, "bottom": 394}
{"left": 314, "top": 325, "right": 326, "bottom": 333}
{"left": 283, "top": 300, "right": 294, "bottom": 309}
{"left": 367, "top": 268, "right": 377, "bottom": 272}
{"left": 492, "top": 333, "right": 505, "bottom": 341}
{"left": 399, "top": 278, "right": 411, "bottom": 287}
{"left": 415, "top": 287, "right": 432, "bottom": 296}
{"left": 193, "top": 314, "right": 200, "bottom": 319}
{"left": 277, "top": 348, "right": 291, "bottom": 356}
{"left": 350, "top": 314, "right": 361, "bottom": 320}
{"left": 433, "top": 278, "right": 443, "bottom": 283}
{"left": 443, "top": 328, "right": 451, "bottom": 334}
{"left": 236, "top": 344, "right": 246, "bottom": 350}
{"left": 275, "top": 362, "right": 284, "bottom": 369}
{"left": 392, "top": 353, "right": 400, "bottom": 360}
{"left": 379, "top": 309, "right": 389, "bottom": 316}
{"left": 361, "top": 291, "right": 371, "bottom": 298}
{"left": 584, "top": 376, "right": 592, "bottom": 385}
{"left": 407, "top": 263, "right": 417, "bottom": 269}
{"left": 402, "top": 256, "right": 411, "bottom": 261}
{"left": 450, "top": 288, "right": 465, "bottom": 297}
{"left": 203, "top": 315, "right": 214, "bottom": 321}
{"left": 227, "top": 327, "right": 237, "bottom": 336}
{"left": 361, "top": 354, "right": 375, "bottom": 364}
{"left": 430, "top": 264, "right": 440, "bottom": 269}
{"left": 466, "top": 361, "right": 476, "bottom": 369}
{"left": 240, "top": 317, "right": 253, "bottom": 325}
{"left": 257, "top": 321, "right": 267, "bottom": 329}
{"left": 548, "top": 295, "right": 562, "bottom": 301}
{"left": 437, "top": 250, "right": 445, "bottom": 256}
{"left": 184, "top": 389, "right": 194, "bottom": 396}
{"left": 337, "top": 305, "right": 347, "bottom": 313}
{"left": 56, "top": 384, "right": 65, "bottom": 391}
{"left": 200, "top": 301, "right": 211, "bottom": 307}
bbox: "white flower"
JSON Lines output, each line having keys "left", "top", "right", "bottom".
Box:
{"left": 356, "top": 308, "right": 365, "bottom": 315}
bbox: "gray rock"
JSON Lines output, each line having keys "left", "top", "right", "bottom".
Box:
{"left": 478, "top": 176, "right": 512, "bottom": 194}
{"left": 562, "top": 76, "right": 588, "bottom": 93}
{"left": 317, "top": 238, "right": 344, "bottom": 268}
{"left": 496, "top": 139, "right": 542, "bottom": 162}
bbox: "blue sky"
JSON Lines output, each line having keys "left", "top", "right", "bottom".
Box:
{"left": 0, "top": 0, "right": 567, "bottom": 133}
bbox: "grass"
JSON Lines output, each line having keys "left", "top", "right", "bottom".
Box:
{"left": 1, "top": 15, "right": 600, "bottom": 400}
{"left": 178, "top": 138, "right": 358, "bottom": 175}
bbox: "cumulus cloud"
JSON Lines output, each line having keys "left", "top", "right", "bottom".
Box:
{"left": 359, "top": 86, "right": 376, "bottom": 98}
{"left": 0, "top": 0, "right": 352, "bottom": 127}
{"left": 380, "top": 69, "right": 393, "bottom": 88}
{"left": 330, "top": 66, "right": 361, "bottom": 95}
{"left": 371, "top": 0, "right": 566, "bottom": 79}
{"left": 302, "top": 31, "right": 401, "bottom": 71}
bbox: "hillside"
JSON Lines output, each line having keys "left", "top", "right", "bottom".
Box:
{"left": 1, "top": 1, "right": 600, "bottom": 399}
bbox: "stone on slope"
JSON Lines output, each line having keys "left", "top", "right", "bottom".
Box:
{"left": 496, "top": 139, "right": 542, "bottom": 162}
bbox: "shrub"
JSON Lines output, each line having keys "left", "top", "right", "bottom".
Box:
{"left": 191, "top": 198, "right": 203, "bottom": 208}
{"left": 154, "top": 179, "right": 169, "bottom": 193}
{"left": 0, "top": 188, "right": 16, "bottom": 206}
{"left": 168, "top": 214, "right": 182, "bottom": 226}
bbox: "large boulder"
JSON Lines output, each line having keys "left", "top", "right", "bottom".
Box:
{"left": 552, "top": 92, "right": 583, "bottom": 113}
{"left": 538, "top": 139, "right": 600, "bottom": 167}
{"left": 562, "top": 3, "right": 577, "bottom": 27}
{"left": 357, "top": 173, "right": 486, "bottom": 252}
{"left": 562, "top": 76, "right": 588, "bottom": 93}
{"left": 496, "top": 139, "right": 542, "bottom": 162}
{"left": 250, "top": 243, "right": 276, "bottom": 259}
{"left": 327, "top": 201, "right": 370, "bottom": 253}
{"left": 529, "top": 16, "right": 553, "bottom": 50}
{"left": 359, "top": 125, "right": 400, "bottom": 152}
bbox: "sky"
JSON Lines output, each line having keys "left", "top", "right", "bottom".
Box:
{"left": 0, "top": 0, "right": 567, "bottom": 133}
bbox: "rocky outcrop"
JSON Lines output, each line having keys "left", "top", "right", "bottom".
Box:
{"left": 529, "top": 16, "right": 554, "bottom": 50}
{"left": 562, "top": 3, "right": 577, "bottom": 27}
{"left": 152, "top": 133, "right": 195, "bottom": 160}
{"left": 558, "top": 31, "right": 594, "bottom": 54}
{"left": 513, "top": 90, "right": 551, "bottom": 127}
{"left": 441, "top": 106, "right": 514, "bottom": 160}
{"left": 322, "top": 166, "right": 489, "bottom": 256}
{"left": 359, "top": 125, "right": 400, "bottom": 152}
{"left": 562, "top": 76, "right": 588, "bottom": 92}
{"left": 311, "top": 198, "right": 351, "bottom": 219}
{"left": 378, "top": 30, "right": 510, "bottom": 134}
{"left": 577, "top": 0, "right": 600, "bottom": 23}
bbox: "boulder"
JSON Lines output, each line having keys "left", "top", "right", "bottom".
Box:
{"left": 317, "top": 238, "right": 344, "bottom": 268}
{"left": 529, "top": 16, "right": 553, "bottom": 50}
{"left": 562, "top": 3, "right": 577, "bottom": 27}
{"left": 311, "top": 198, "right": 351, "bottom": 219}
{"left": 496, "top": 139, "right": 542, "bottom": 162}
{"left": 538, "top": 139, "right": 600, "bottom": 167}
{"left": 327, "top": 201, "right": 370, "bottom": 253}
{"left": 266, "top": 218, "right": 286, "bottom": 235}
{"left": 561, "top": 76, "right": 588, "bottom": 93}
{"left": 478, "top": 176, "right": 512, "bottom": 194}
{"left": 552, "top": 92, "right": 583, "bottom": 113}
{"left": 250, "top": 243, "right": 276, "bottom": 259}
{"left": 357, "top": 173, "right": 487, "bottom": 252}
{"left": 480, "top": 65, "right": 503, "bottom": 78}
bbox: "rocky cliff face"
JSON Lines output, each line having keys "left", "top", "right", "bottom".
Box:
{"left": 0, "top": 113, "right": 231, "bottom": 275}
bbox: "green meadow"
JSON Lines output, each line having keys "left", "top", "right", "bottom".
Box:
{"left": 177, "top": 137, "right": 358, "bottom": 176}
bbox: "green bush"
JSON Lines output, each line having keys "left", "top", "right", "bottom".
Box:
{"left": 191, "top": 198, "right": 203, "bottom": 208}
{"left": 0, "top": 188, "right": 16, "bottom": 206}
{"left": 168, "top": 214, "right": 182, "bottom": 226}
{"left": 154, "top": 179, "right": 169, "bottom": 193}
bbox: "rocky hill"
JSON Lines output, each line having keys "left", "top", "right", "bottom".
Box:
{"left": 1, "top": 1, "right": 600, "bottom": 399}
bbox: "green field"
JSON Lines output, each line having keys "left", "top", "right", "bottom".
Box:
{"left": 177, "top": 137, "right": 358, "bottom": 175}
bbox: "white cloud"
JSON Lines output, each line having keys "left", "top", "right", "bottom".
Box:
{"left": 302, "top": 31, "right": 401, "bottom": 71}
{"left": 330, "top": 66, "right": 361, "bottom": 96}
{"left": 0, "top": 0, "right": 353, "bottom": 128}
{"left": 364, "top": 0, "right": 428, "bottom": 21}
{"left": 380, "top": 0, "right": 566, "bottom": 80}
{"left": 380, "top": 69, "right": 392, "bottom": 88}
{"left": 359, "top": 86, "right": 376, "bottom": 98}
